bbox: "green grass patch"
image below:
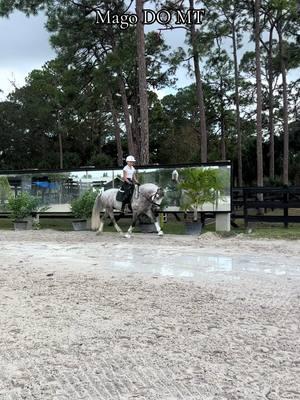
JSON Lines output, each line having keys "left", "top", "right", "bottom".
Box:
{"left": 1, "top": 216, "right": 300, "bottom": 239}
{"left": 228, "top": 219, "right": 300, "bottom": 240}
{"left": 0, "top": 218, "right": 74, "bottom": 231}
{"left": 0, "top": 218, "right": 12, "bottom": 230}
{"left": 245, "top": 225, "right": 300, "bottom": 240}
{"left": 158, "top": 220, "right": 186, "bottom": 235}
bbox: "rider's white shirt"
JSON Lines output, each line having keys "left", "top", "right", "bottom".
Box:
{"left": 123, "top": 165, "right": 135, "bottom": 180}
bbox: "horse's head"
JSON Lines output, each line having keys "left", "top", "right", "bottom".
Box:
{"left": 150, "top": 186, "right": 164, "bottom": 214}
{"left": 156, "top": 186, "right": 165, "bottom": 202}
{"left": 136, "top": 183, "right": 164, "bottom": 214}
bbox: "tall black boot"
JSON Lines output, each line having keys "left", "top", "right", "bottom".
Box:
{"left": 121, "top": 200, "right": 126, "bottom": 214}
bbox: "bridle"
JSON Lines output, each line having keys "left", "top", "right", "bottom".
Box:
{"left": 147, "top": 191, "right": 163, "bottom": 207}
{"left": 135, "top": 186, "right": 163, "bottom": 207}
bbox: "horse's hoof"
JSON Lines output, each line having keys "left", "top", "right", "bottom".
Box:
{"left": 96, "top": 231, "right": 102, "bottom": 236}
{"left": 124, "top": 233, "right": 131, "bottom": 239}
{"left": 158, "top": 231, "right": 164, "bottom": 236}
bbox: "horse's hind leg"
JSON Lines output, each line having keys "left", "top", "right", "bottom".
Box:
{"left": 96, "top": 211, "right": 108, "bottom": 235}
{"left": 108, "top": 210, "right": 123, "bottom": 235}
{"left": 125, "top": 212, "right": 138, "bottom": 238}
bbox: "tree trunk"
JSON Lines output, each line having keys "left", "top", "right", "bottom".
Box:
{"left": 255, "top": 0, "right": 264, "bottom": 189}
{"left": 118, "top": 75, "right": 135, "bottom": 156}
{"left": 260, "top": 14, "right": 275, "bottom": 181}
{"left": 220, "top": 117, "right": 226, "bottom": 161}
{"left": 220, "top": 76, "right": 226, "bottom": 160}
{"left": 268, "top": 25, "right": 275, "bottom": 180}
{"left": 107, "top": 88, "right": 123, "bottom": 166}
{"left": 130, "top": 99, "right": 141, "bottom": 162}
{"left": 136, "top": 0, "right": 149, "bottom": 164}
{"left": 189, "top": 0, "right": 207, "bottom": 163}
{"left": 278, "top": 21, "right": 289, "bottom": 185}
{"left": 57, "top": 111, "right": 64, "bottom": 169}
{"left": 232, "top": 22, "right": 243, "bottom": 186}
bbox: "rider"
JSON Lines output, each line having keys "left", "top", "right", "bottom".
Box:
{"left": 121, "top": 155, "right": 140, "bottom": 213}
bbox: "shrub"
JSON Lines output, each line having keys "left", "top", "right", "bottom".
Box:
{"left": 178, "top": 168, "right": 228, "bottom": 221}
{"left": 0, "top": 176, "right": 12, "bottom": 211}
{"left": 7, "top": 192, "right": 40, "bottom": 220}
{"left": 71, "top": 189, "right": 99, "bottom": 219}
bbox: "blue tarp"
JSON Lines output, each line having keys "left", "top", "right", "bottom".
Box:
{"left": 33, "top": 181, "right": 58, "bottom": 189}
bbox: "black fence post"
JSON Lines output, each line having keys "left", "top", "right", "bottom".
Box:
{"left": 283, "top": 189, "right": 288, "bottom": 228}
{"left": 201, "top": 212, "right": 205, "bottom": 227}
{"left": 243, "top": 189, "right": 248, "bottom": 229}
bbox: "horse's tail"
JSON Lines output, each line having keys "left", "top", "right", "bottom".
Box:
{"left": 91, "top": 193, "right": 102, "bottom": 231}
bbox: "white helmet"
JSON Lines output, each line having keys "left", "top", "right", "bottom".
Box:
{"left": 126, "top": 155, "right": 136, "bottom": 162}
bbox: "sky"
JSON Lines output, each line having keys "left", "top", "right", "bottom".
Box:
{"left": 0, "top": 11, "right": 56, "bottom": 100}
{"left": 0, "top": 8, "right": 298, "bottom": 102}
{"left": 0, "top": 10, "right": 194, "bottom": 101}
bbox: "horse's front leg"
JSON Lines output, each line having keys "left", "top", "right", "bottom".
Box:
{"left": 145, "top": 209, "right": 164, "bottom": 236}
{"left": 108, "top": 210, "right": 123, "bottom": 235}
{"left": 124, "top": 212, "right": 138, "bottom": 238}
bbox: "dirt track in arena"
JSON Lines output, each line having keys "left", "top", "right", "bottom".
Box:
{"left": 0, "top": 230, "right": 299, "bottom": 400}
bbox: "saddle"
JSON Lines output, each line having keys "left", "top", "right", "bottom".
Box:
{"left": 116, "top": 183, "right": 139, "bottom": 202}
{"left": 116, "top": 188, "right": 125, "bottom": 202}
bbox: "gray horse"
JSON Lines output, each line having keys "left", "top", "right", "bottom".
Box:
{"left": 91, "top": 183, "right": 164, "bottom": 238}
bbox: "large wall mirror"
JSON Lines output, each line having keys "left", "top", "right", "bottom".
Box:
{"left": 0, "top": 163, "right": 231, "bottom": 213}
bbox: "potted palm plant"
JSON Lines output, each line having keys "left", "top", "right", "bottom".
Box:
{"left": 178, "top": 168, "right": 227, "bottom": 235}
{"left": 7, "top": 192, "right": 41, "bottom": 230}
{"left": 71, "top": 189, "right": 98, "bottom": 231}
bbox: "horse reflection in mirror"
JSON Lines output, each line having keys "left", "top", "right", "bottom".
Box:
{"left": 91, "top": 183, "right": 164, "bottom": 238}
